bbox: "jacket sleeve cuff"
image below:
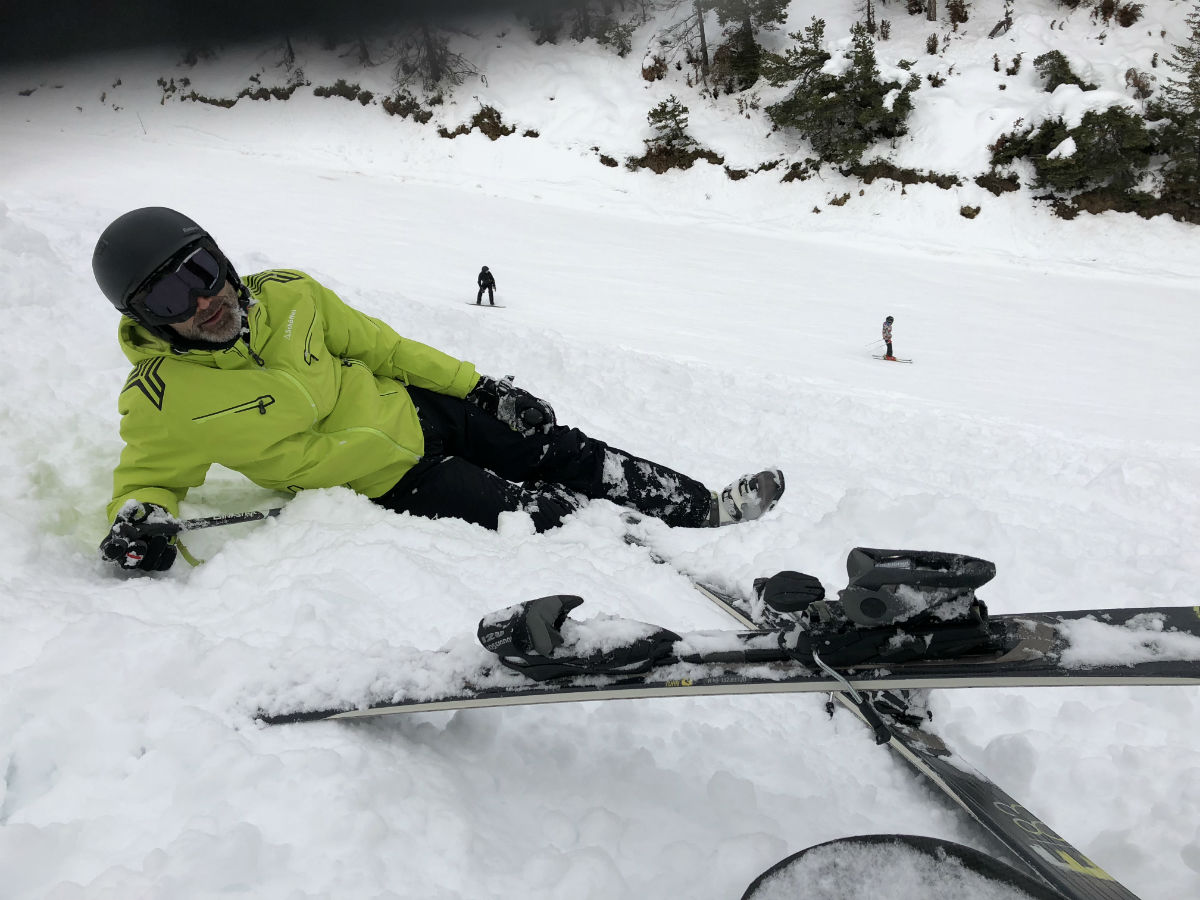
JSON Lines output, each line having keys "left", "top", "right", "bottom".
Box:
{"left": 106, "top": 489, "right": 182, "bottom": 524}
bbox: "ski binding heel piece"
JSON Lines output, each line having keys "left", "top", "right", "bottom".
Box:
{"left": 478, "top": 596, "right": 681, "bottom": 682}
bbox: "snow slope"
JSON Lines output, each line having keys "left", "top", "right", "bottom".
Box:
{"left": 1, "top": 3, "right": 1198, "bottom": 897}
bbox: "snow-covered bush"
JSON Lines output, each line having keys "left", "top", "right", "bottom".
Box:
{"left": 1033, "top": 50, "right": 1098, "bottom": 93}
{"left": 990, "top": 106, "right": 1153, "bottom": 195}
{"left": 627, "top": 95, "right": 723, "bottom": 173}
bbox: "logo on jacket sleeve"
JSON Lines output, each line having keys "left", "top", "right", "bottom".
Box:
{"left": 122, "top": 358, "right": 167, "bottom": 410}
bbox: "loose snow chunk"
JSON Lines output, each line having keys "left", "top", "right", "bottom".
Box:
{"left": 891, "top": 584, "right": 975, "bottom": 622}
{"left": 1046, "top": 137, "right": 1076, "bottom": 160}
{"left": 557, "top": 613, "right": 667, "bottom": 656}
{"left": 1044, "top": 84, "right": 1134, "bottom": 131}
{"left": 676, "top": 630, "right": 779, "bottom": 657}
{"left": 1059, "top": 614, "right": 1200, "bottom": 668}
{"left": 253, "top": 636, "right": 505, "bottom": 716}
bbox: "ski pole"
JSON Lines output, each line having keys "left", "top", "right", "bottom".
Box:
{"left": 864, "top": 338, "right": 884, "bottom": 348}
{"left": 179, "top": 508, "right": 283, "bottom": 532}
{"left": 140, "top": 507, "right": 284, "bottom": 538}
{"left": 811, "top": 650, "right": 893, "bottom": 745}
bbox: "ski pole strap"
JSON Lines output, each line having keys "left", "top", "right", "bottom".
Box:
{"left": 176, "top": 541, "right": 203, "bottom": 568}
{"left": 811, "top": 650, "right": 892, "bottom": 745}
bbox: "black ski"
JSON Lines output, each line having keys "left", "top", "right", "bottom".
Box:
{"left": 855, "top": 709, "right": 1144, "bottom": 900}
{"left": 256, "top": 537, "right": 1185, "bottom": 897}
{"left": 650, "top": 540, "right": 1148, "bottom": 900}
{"left": 742, "top": 833, "right": 1064, "bottom": 900}
{"left": 259, "top": 548, "right": 1200, "bottom": 725}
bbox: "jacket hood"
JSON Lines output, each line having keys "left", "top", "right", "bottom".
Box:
{"left": 119, "top": 316, "right": 176, "bottom": 364}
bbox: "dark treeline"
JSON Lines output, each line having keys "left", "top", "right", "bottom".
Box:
{"left": 0, "top": 0, "right": 561, "bottom": 65}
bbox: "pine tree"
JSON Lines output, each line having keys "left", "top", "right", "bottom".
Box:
{"left": 695, "top": 0, "right": 712, "bottom": 78}
{"left": 761, "top": 17, "right": 829, "bottom": 89}
{"left": 709, "top": 0, "right": 790, "bottom": 34}
{"left": 1162, "top": 3, "right": 1200, "bottom": 114}
{"left": 390, "top": 25, "right": 478, "bottom": 90}
{"left": 709, "top": 0, "right": 789, "bottom": 89}
{"left": 646, "top": 95, "right": 697, "bottom": 151}
{"left": 766, "top": 20, "right": 919, "bottom": 165}
{"left": 1156, "top": 2, "right": 1200, "bottom": 213}
{"left": 653, "top": 1, "right": 713, "bottom": 81}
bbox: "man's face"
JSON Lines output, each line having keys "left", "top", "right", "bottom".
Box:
{"left": 168, "top": 281, "right": 242, "bottom": 343}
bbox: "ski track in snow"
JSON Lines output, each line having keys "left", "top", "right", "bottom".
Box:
{"left": 2, "top": 3, "right": 1200, "bottom": 898}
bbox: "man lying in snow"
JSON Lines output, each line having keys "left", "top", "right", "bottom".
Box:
{"left": 92, "top": 207, "right": 785, "bottom": 572}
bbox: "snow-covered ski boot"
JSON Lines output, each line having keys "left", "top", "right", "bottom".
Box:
{"left": 709, "top": 468, "right": 785, "bottom": 526}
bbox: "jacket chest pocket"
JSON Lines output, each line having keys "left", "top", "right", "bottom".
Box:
{"left": 192, "top": 367, "right": 318, "bottom": 432}
{"left": 192, "top": 396, "right": 277, "bottom": 420}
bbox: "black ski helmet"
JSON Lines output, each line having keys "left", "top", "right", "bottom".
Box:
{"left": 92, "top": 207, "right": 245, "bottom": 347}
{"left": 885, "top": 315, "right": 894, "bottom": 322}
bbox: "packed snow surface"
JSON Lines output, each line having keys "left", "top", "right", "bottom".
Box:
{"left": 2, "top": 3, "right": 1199, "bottom": 898}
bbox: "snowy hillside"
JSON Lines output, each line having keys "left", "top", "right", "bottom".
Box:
{"left": 1, "top": 2, "right": 1199, "bottom": 898}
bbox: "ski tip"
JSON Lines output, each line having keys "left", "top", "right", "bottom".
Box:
{"left": 743, "top": 835, "right": 1063, "bottom": 900}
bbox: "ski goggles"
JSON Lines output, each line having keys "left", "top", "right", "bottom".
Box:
{"left": 132, "top": 243, "right": 227, "bottom": 324}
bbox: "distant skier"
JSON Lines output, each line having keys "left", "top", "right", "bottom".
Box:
{"left": 882, "top": 316, "right": 895, "bottom": 360}
{"left": 90, "top": 207, "right": 786, "bottom": 572}
{"left": 476, "top": 266, "right": 496, "bottom": 306}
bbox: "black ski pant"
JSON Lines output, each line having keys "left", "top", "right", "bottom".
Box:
{"left": 885, "top": 341, "right": 893, "bottom": 357}
{"left": 476, "top": 286, "right": 495, "bottom": 305}
{"left": 373, "top": 387, "right": 713, "bottom": 532}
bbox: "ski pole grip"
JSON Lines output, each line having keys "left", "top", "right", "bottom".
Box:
{"left": 859, "top": 701, "right": 893, "bottom": 745}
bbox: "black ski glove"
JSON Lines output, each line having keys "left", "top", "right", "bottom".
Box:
{"left": 467, "top": 375, "right": 556, "bottom": 437}
{"left": 100, "top": 501, "right": 179, "bottom": 572}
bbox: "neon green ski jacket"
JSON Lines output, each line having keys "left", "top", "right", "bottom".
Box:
{"left": 107, "top": 269, "right": 479, "bottom": 522}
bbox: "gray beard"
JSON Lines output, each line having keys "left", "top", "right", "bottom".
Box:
{"left": 170, "top": 297, "right": 243, "bottom": 344}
